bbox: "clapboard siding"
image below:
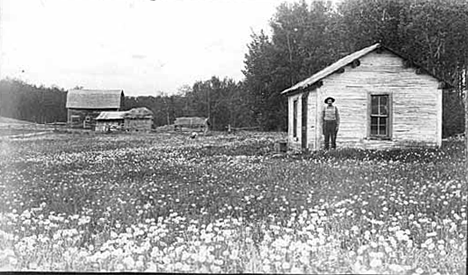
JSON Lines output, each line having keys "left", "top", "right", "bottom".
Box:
{"left": 307, "top": 91, "right": 318, "bottom": 150}
{"left": 299, "top": 48, "right": 443, "bottom": 150}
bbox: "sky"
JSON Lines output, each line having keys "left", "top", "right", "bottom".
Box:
{"left": 0, "top": 0, "right": 315, "bottom": 96}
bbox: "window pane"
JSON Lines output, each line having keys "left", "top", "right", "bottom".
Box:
{"left": 371, "top": 116, "right": 378, "bottom": 135}
{"left": 379, "top": 117, "right": 387, "bottom": 136}
{"left": 379, "top": 96, "right": 388, "bottom": 115}
{"left": 380, "top": 95, "right": 388, "bottom": 106}
{"left": 379, "top": 117, "right": 387, "bottom": 126}
{"left": 371, "top": 96, "right": 378, "bottom": 114}
{"left": 379, "top": 104, "right": 388, "bottom": 115}
{"left": 379, "top": 125, "right": 387, "bottom": 136}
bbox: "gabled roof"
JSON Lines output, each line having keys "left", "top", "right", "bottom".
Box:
{"left": 96, "top": 111, "right": 127, "bottom": 120}
{"left": 281, "top": 43, "right": 451, "bottom": 95}
{"left": 66, "top": 89, "right": 124, "bottom": 109}
{"left": 282, "top": 43, "right": 381, "bottom": 95}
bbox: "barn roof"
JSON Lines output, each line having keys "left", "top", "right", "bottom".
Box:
{"left": 66, "top": 89, "right": 124, "bottom": 109}
{"left": 281, "top": 43, "right": 452, "bottom": 95}
{"left": 95, "top": 111, "right": 127, "bottom": 120}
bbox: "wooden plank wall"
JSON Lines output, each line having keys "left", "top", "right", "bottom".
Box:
{"left": 314, "top": 50, "right": 441, "bottom": 150}
{"left": 307, "top": 90, "right": 317, "bottom": 150}
{"left": 67, "top": 109, "right": 102, "bottom": 128}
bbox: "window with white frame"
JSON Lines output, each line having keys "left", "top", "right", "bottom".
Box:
{"left": 369, "top": 94, "right": 391, "bottom": 138}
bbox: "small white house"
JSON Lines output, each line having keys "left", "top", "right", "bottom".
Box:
{"left": 281, "top": 43, "right": 451, "bottom": 151}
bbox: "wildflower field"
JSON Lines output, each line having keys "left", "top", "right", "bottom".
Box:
{"left": 0, "top": 131, "right": 466, "bottom": 274}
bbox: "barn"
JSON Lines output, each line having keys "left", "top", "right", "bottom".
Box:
{"left": 66, "top": 89, "right": 124, "bottom": 129}
{"left": 281, "top": 43, "right": 451, "bottom": 151}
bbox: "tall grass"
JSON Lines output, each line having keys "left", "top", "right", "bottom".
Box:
{"left": 0, "top": 132, "right": 466, "bottom": 273}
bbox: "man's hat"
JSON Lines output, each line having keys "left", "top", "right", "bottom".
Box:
{"left": 324, "top": 97, "right": 335, "bottom": 103}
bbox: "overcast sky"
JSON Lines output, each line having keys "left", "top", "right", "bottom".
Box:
{"left": 0, "top": 0, "right": 319, "bottom": 96}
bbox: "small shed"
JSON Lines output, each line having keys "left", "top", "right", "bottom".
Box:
{"left": 95, "top": 111, "right": 126, "bottom": 132}
{"left": 124, "top": 107, "right": 153, "bottom": 132}
{"left": 66, "top": 89, "right": 124, "bottom": 129}
{"left": 281, "top": 43, "right": 451, "bottom": 151}
{"left": 95, "top": 107, "right": 153, "bottom": 132}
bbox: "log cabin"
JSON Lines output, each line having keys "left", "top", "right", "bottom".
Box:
{"left": 281, "top": 43, "right": 452, "bottom": 151}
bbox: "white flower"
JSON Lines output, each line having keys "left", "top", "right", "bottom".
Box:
{"left": 210, "top": 265, "right": 221, "bottom": 273}
{"left": 145, "top": 262, "right": 157, "bottom": 272}
{"left": 291, "top": 266, "right": 303, "bottom": 273}
{"left": 136, "top": 260, "right": 144, "bottom": 269}
{"left": 123, "top": 256, "right": 135, "bottom": 268}
{"left": 388, "top": 264, "right": 404, "bottom": 273}
{"left": 115, "top": 263, "right": 124, "bottom": 271}
{"left": 369, "top": 258, "right": 382, "bottom": 268}
{"left": 357, "top": 245, "right": 367, "bottom": 255}
{"left": 174, "top": 262, "right": 183, "bottom": 270}
{"left": 229, "top": 249, "right": 239, "bottom": 260}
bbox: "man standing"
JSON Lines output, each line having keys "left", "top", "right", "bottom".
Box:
{"left": 322, "top": 97, "right": 340, "bottom": 150}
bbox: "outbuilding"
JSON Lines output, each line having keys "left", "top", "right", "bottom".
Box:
{"left": 281, "top": 43, "right": 451, "bottom": 151}
{"left": 123, "top": 107, "right": 153, "bottom": 131}
{"left": 95, "top": 111, "right": 126, "bottom": 132}
{"left": 95, "top": 107, "right": 154, "bottom": 132}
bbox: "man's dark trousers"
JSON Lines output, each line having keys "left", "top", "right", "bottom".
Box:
{"left": 323, "top": 120, "right": 337, "bottom": 150}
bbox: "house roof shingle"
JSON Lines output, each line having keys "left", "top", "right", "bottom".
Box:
{"left": 66, "top": 89, "right": 124, "bottom": 109}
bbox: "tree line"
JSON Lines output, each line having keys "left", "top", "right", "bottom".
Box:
{"left": 0, "top": 0, "right": 466, "bottom": 136}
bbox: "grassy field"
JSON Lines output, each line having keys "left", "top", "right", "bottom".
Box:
{"left": 0, "top": 131, "right": 466, "bottom": 273}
